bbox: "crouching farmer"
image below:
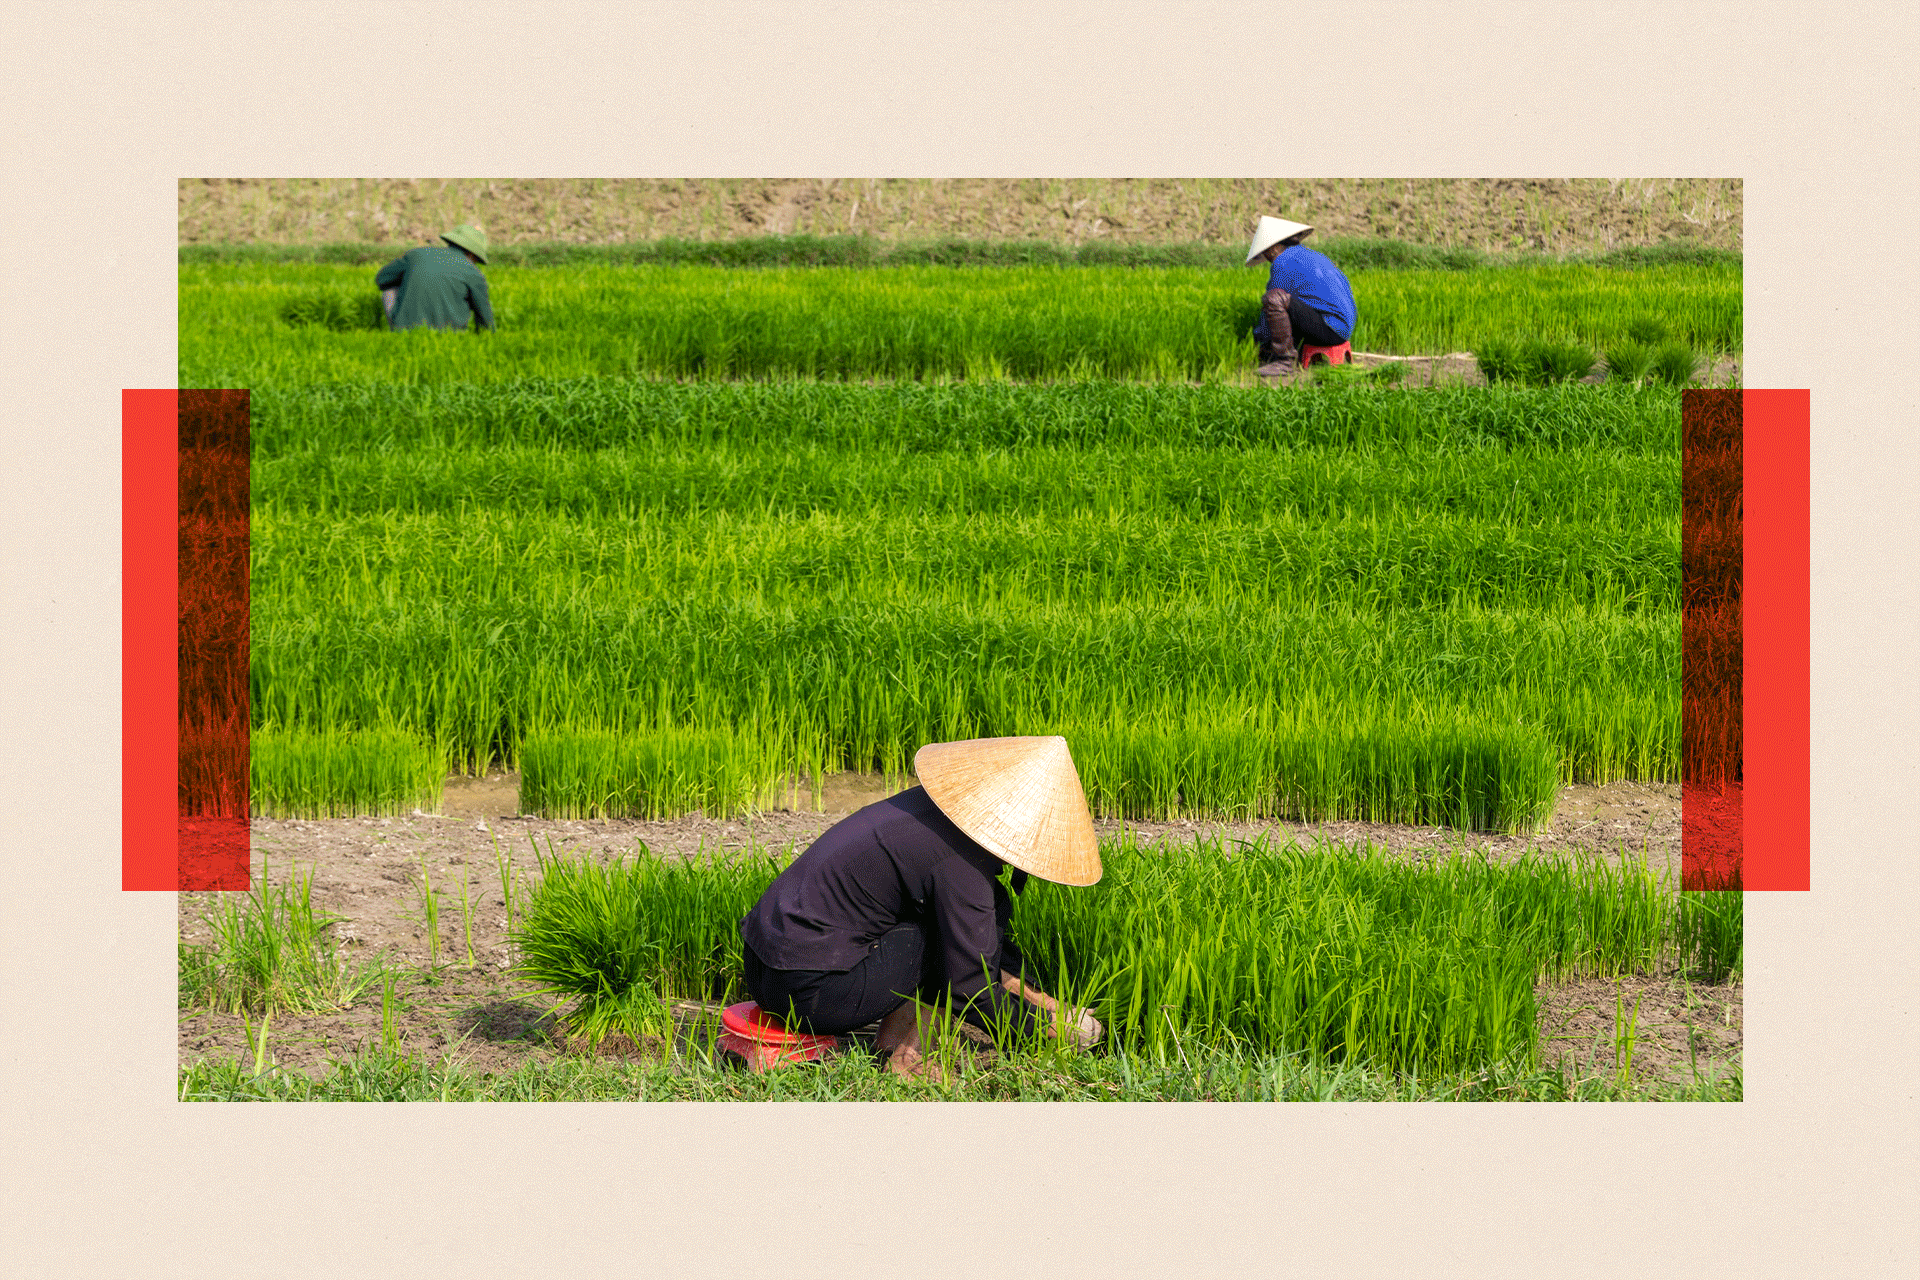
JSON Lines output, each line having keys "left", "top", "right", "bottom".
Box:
{"left": 1245, "top": 216, "right": 1357, "bottom": 377}
{"left": 375, "top": 223, "right": 495, "bottom": 332}
{"left": 738, "top": 736, "right": 1104, "bottom": 1079}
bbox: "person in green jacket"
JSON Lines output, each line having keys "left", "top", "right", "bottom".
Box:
{"left": 375, "top": 224, "right": 495, "bottom": 331}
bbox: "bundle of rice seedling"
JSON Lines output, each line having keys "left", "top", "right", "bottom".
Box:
{"left": 278, "top": 290, "right": 384, "bottom": 332}
{"left": 1604, "top": 340, "right": 1656, "bottom": 384}
{"left": 1650, "top": 340, "right": 1702, "bottom": 386}
{"left": 1534, "top": 340, "right": 1597, "bottom": 383}
{"left": 1474, "top": 337, "right": 1524, "bottom": 384}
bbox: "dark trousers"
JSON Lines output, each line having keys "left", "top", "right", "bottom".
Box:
{"left": 742, "top": 923, "right": 936, "bottom": 1036}
{"left": 1253, "top": 288, "right": 1346, "bottom": 359}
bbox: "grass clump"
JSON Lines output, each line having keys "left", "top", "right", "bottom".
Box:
{"left": 177, "top": 1031, "right": 1741, "bottom": 1102}
{"left": 179, "top": 860, "right": 385, "bottom": 1015}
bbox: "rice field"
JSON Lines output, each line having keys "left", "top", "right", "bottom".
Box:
{"left": 179, "top": 242, "right": 1732, "bottom": 1093}
{"left": 181, "top": 259, "right": 1741, "bottom": 386}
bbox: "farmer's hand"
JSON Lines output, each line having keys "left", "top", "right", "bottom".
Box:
{"left": 1050, "top": 1006, "right": 1103, "bottom": 1049}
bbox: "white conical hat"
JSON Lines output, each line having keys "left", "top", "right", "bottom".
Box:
{"left": 914, "top": 736, "right": 1101, "bottom": 886}
{"left": 1246, "top": 215, "right": 1314, "bottom": 264}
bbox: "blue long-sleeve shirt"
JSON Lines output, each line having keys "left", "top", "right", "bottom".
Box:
{"left": 1261, "top": 245, "right": 1357, "bottom": 341}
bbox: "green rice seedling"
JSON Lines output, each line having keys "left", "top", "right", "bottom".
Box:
{"left": 252, "top": 1010, "right": 274, "bottom": 1077}
{"left": 459, "top": 858, "right": 475, "bottom": 970}
{"left": 494, "top": 836, "right": 516, "bottom": 934}
{"left": 417, "top": 856, "right": 442, "bottom": 972}
{"left": 1367, "top": 360, "right": 1408, "bottom": 385}
{"left": 251, "top": 727, "right": 443, "bottom": 818}
{"left": 1604, "top": 340, "right": 1656, "bottom": 384}
{"left": 380, "top": 972, "right": 401, "bottom": 1055}
{"left": 1612, "top": 987, "right": 1643, "bottom": 1085}
{"left": 1650, "top": 340, "right": 1702, "bottom": 386}
{"left": 183, "top": 858, "right": 384, "bottom": 1015}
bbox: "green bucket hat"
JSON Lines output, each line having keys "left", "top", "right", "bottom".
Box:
{"left": 441, "top": 223, "right": 489, "bottom": 263}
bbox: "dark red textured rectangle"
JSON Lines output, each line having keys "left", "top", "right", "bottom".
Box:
{"left": 1743, "top": 389, "right": 1810, "bottom": 891}
{"left": 123, "top": 389, "right": 254, "bottom": 891}
{"left": 122, "top": 390, "right": 178, "bottom": 890}
{"left": 1681, "top": 390, "right": 1743, "bottom": 890}
{"left": 177, "top": 390, "right": 251, "bottom": 891}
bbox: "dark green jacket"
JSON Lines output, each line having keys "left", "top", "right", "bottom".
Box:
{"left": 374, "top": 246, "right": 494, "bottom": 331}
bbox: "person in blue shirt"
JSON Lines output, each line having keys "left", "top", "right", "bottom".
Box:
{"left": 1245, "top": 216, "right": 1358, "bottom": 377}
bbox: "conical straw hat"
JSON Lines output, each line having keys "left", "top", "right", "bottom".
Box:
{"left": 914, "top": 736, "right": 1101, "bottom": 886}
{"left": 441, "top": 223, "right": 490, "bottom": 263}
{"left": 1245, "top": 215, "right": 1314, "bottom": 264}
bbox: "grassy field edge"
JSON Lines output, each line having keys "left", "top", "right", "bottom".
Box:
{"left": 179, "top": 234, "right": 1741, "bottom": 273}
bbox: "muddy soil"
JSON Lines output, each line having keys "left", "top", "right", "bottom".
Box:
{"left": 180, "top": 773, "right": 1735, "bottom": 1092}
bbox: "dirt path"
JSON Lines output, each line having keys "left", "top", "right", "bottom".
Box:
{"left": 179, "top": 178, "right": 1743, "bottom": 255}
{"left": 180, "top": 774, "right": 1735, "bottom": 1091}
{"left": 1310, "top": 349, "right": 1741, "bottom": 389}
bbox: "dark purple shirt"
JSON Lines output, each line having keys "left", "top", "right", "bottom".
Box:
{"left": 740, "top": 786, "right": 1036, "bottom": 1031}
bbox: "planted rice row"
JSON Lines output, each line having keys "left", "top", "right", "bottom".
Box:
{"left": 181, "top": 261, "right": 1740, "bottom": 386}
{"left": 249, "top": 379, "right": 1685, "bottom": 457}
{"left": 257, "top": 506, "right": 1676, "bottom": 613}
{"left": 252, "top": 597, "right": 1676, "bottom": 827}
{"left": 511, "top": 836, "right": 1742, "bottom": 1078}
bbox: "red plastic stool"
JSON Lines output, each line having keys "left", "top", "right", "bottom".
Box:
{"left": 1299, "top": 340, "right": 1352, "bottom": 367}
{"left": 716, "top": 1001, "right": 839, "bottom": 1072}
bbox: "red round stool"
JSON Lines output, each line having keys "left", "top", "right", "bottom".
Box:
{"left": 1299, "top": 340, "right": 1352, "bottom": 367}
{"left": 716, "top": 1001, "right": 839, "bottom": 1072}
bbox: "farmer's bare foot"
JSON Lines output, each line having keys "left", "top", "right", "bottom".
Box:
{"left": 884, "top": 1043, "right": 951, "bottom": 1085}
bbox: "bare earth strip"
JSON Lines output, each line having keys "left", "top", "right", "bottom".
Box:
{"left": 178, "top": 178, "right": 1742, "bottom": 255}
{"left": 179, "top": 774, "right": 1737, "bottom": 1092}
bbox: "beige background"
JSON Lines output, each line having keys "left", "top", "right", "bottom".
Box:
{"left": 3, "top": 1, "right": 1916, "bottom": 1274}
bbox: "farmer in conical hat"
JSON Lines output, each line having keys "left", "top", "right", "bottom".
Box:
{"left": 739, "top": 735, "right": 1104, "bottom": 1078}
{"left": 1244, "top": 215, "right": 1358, "bottom": 377}
{"left": 374, "top": 223, "right": 495, "bottom": 332}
